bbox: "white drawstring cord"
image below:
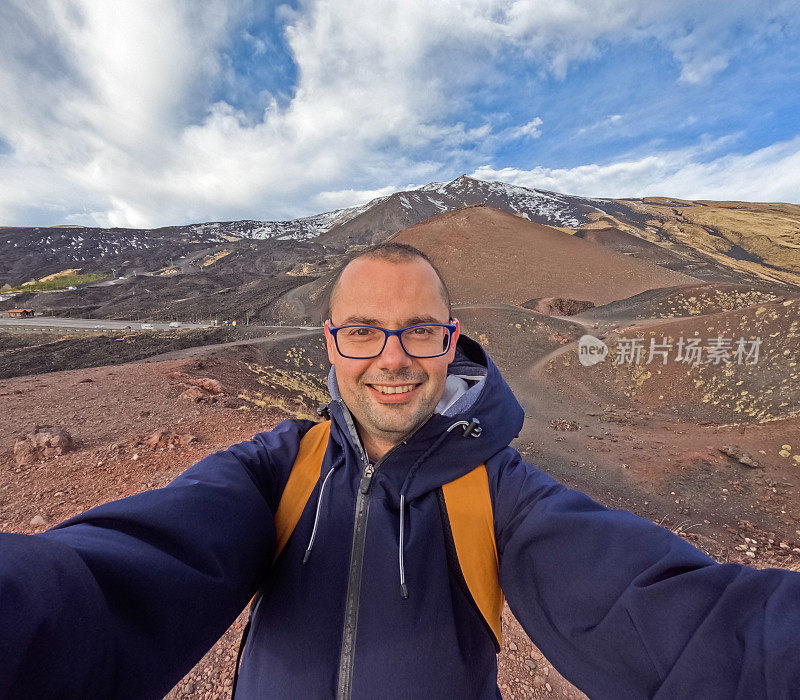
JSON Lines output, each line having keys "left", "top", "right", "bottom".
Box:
{"left": 397, "top": 417, "right": 481, "bottom": 599}
{"left": 399, "top": 493, "right": 408, "bottom": 599}
{"left": 303, "top": 466, "right": 336, "bottom": 564}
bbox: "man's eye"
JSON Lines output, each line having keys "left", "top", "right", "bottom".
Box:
{"left": 348, "top": 327, "right": 375, "bottom": 337}
{"left": 412, "top": 326, "right": 434, "bottom": 335}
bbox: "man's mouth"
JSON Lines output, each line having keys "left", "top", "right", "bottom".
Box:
{"left": 368, "top": 383, "right": 418, "bottom": 395}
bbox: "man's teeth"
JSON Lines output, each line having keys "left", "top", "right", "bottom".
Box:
{"left": 373, "top": 384, "right": 415, "bottom": 394}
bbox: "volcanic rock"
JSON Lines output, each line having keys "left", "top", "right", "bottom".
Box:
{"left": 170, "top": 372, "right": 225, "bottom": 395}
{"left": 187, "top": 378, "right": 225, "bottom": 395}
{"left": 144, "top": 429, "right": 198, "bottom": 449}
{"left": 180, "top": 387, "right": 210, "bottom": 403}
{"left": 13, "top": 425, "right": 75, "bottom": 466}
{"left": 720, "top": 445, "right": 763, "bottom": 469}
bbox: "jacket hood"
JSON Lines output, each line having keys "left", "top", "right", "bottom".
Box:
{"left": 325, "top": 333, "right": 524, "bottom": 502}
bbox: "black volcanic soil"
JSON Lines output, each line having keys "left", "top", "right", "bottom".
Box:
{"left": 2, "top": 272, "right": 320, "bottom": 324}
{"left": 455, "top": 305, "right": 584, "bottom": 379}
{"left": 568, "top": 296, "right": 800, "bottom": 424}
{"left": 572, "top": 224, "right": 787, "bottom": 288}
{"left": 0, "top": 327, "right": 278, "bottom": 379}
{"left": 575, "top": 282, "right": 790, "bottom": 323}
{"left": 0, "top": 227, "right": 326, "bottom": 290}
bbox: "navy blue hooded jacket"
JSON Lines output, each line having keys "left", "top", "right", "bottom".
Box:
{"left": 1, "top": 335, "right": 800, "bottom": 698}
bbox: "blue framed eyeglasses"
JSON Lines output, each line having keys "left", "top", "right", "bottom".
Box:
{"left": 327, "top": 321, "right": 457, "bottom": 359}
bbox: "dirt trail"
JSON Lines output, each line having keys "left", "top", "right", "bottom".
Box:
{"left": 140, "top": 327, "right": 320, "bottom": 363}
{"left": 518, "top": 313, "right": 685, "bottom": 421}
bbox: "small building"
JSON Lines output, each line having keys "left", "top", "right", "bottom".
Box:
{"left": 7, "top": 309, "right": 35, "bottom": 318}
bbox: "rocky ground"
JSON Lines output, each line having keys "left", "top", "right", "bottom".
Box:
{"left": 2, "top": 302, "right": 799, "bottom": 697}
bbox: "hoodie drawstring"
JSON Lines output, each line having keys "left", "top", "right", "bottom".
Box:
{"left": 446, "top": 418, "right": 482, "bottom": 438}
{"left": 399, "top": 494, "right": 408, "bottom": 599}
{"left": 303, "top": 465, "right": 336, "bottom": 564}
{"left": 396, "top": 418, "right": 482, "bottom": 599}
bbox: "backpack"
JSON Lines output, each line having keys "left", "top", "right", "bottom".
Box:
{"left": 233, "top": 420, "right": 503, "bottom": 694}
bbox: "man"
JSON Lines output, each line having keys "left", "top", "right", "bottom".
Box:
{"left": 1, "top": 243, "right": 799, "bottom": 699}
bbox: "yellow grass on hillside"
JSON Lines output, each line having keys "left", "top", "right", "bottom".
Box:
{"left": 30, "top": 268, "right": 83, "bottom": 283}
{"left": 627, "top": 199, "right": 800, "bottom": 285}
{"left": 202, "top": 250, "right": 232, "bottom": 267}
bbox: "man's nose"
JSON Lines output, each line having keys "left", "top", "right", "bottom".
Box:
{"left": 376, "top": 333, "right": 412, "bottom": 369}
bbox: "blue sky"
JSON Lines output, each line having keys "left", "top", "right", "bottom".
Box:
{"left": 1, "top": 0, "right": 799, "bottom": 228}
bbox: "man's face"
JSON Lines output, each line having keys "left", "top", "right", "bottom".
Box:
{"left": 325, "top": 257, "right": 459, "bottom": 456}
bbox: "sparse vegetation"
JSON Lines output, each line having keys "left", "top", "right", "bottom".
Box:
{"left": 243, "top": 356, "right": 330, "bottom": 419}
{"left": 202, "top": 250, "right": 232, "bottom": 267}
{"left": 236, "top": 389, "right": 319, "bottom": 420}
{"left": 8, "top": 272, "right": 106, "bottom": 293}
{"left": 592, "top": 296, "right": 800, "bottom": 424}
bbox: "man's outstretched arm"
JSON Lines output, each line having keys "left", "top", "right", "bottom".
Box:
{"left": 491, "top": 451, "right": 800, "bottom": 699}
{"left": 0, "top": 418, "right": 314, "bottom": 699}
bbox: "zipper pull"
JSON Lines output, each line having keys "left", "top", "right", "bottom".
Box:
{"left": 359, "top": 463, "right": 374, "bottom": 494}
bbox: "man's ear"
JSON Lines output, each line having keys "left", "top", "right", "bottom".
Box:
{"left": 446, "top": 318, "right": 460, "bottom": 363}
{"left": 324, "top": 320, "right": 337, "bottom": 365}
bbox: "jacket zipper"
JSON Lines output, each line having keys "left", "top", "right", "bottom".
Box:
{"left": 336, "top": 442, "right": 405, "bottom": 699}
{"left": 335, "top": 455, "right": 373, "bottom": 700}
{"left": 335, "top": 402, "right": 427, "bottom": 699}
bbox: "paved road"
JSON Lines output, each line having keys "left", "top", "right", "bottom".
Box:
{"left": 0, "top": 316, "right": 320, "bottom": 333}
{"left": 0, "top": 316, "right": 214, "bottom": 332}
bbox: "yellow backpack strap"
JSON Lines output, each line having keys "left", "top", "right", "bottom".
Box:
{"left": 236, "top": 420, "right": 332, "bottom": 696}
{"left": 441, "top": 464, "right": 504, "bottom": 647}
{"left": 273, "top": 420, "right": 332, "bottom": 561}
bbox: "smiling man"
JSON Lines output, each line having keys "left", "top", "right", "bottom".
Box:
{"left": 2, "top": 244, "right": 800, "bottom": 699}
{"left": 323, "top": 251, "right": 459, "bottom": 459}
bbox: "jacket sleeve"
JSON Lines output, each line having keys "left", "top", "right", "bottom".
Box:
{"left": 0, "top": 418, "right": 315, "bottom": 700}
{"left": 490, "top": 450, "right": 800, "bottom": 699}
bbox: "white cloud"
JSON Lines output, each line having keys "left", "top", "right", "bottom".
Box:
{"left": 496, "top": 0, "right": 800, "bottom": 84}
{"left": 507, "top": 118, "right": 543, "bottom": 140}
{"left": 312, "top": 186, "right": 397, "bottom": 212}
{"left": 0, "top": 0, "right": 798, "bottom": 226}
{"left": 0, "top": 0, "right": 244, "bottom": 226}
{"left": 471, "top": 136, "right": 800, "bottom": 203}
{"left": 577, "top": 113, "right": 625, "bottom": 136}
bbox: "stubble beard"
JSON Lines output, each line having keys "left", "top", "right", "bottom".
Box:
{"left": 353, "top": 370, "right": 439, "bottom": 444}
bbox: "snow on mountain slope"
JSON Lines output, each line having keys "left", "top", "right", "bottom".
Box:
{"left": 315, "top": 175, "right": 605, "bottom": 248}
{"left": 180, "top": 197, "right": 388, "bottom": 241}
{"left": 423, "top": 175, "right": 601, "bottom": 227}
{"left": 181, "top": 174, "right": 606, "bottom": 246}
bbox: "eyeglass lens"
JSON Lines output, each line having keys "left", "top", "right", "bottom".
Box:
{"left": 336, "top": 325, "right": 450, "bottom": 358}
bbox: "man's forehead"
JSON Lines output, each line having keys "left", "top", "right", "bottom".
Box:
{"left": 339, "top": 255, "right": 432, "bottom": 280}
{"left": 330, "top": 257, "right": 449, "bottom": 321}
